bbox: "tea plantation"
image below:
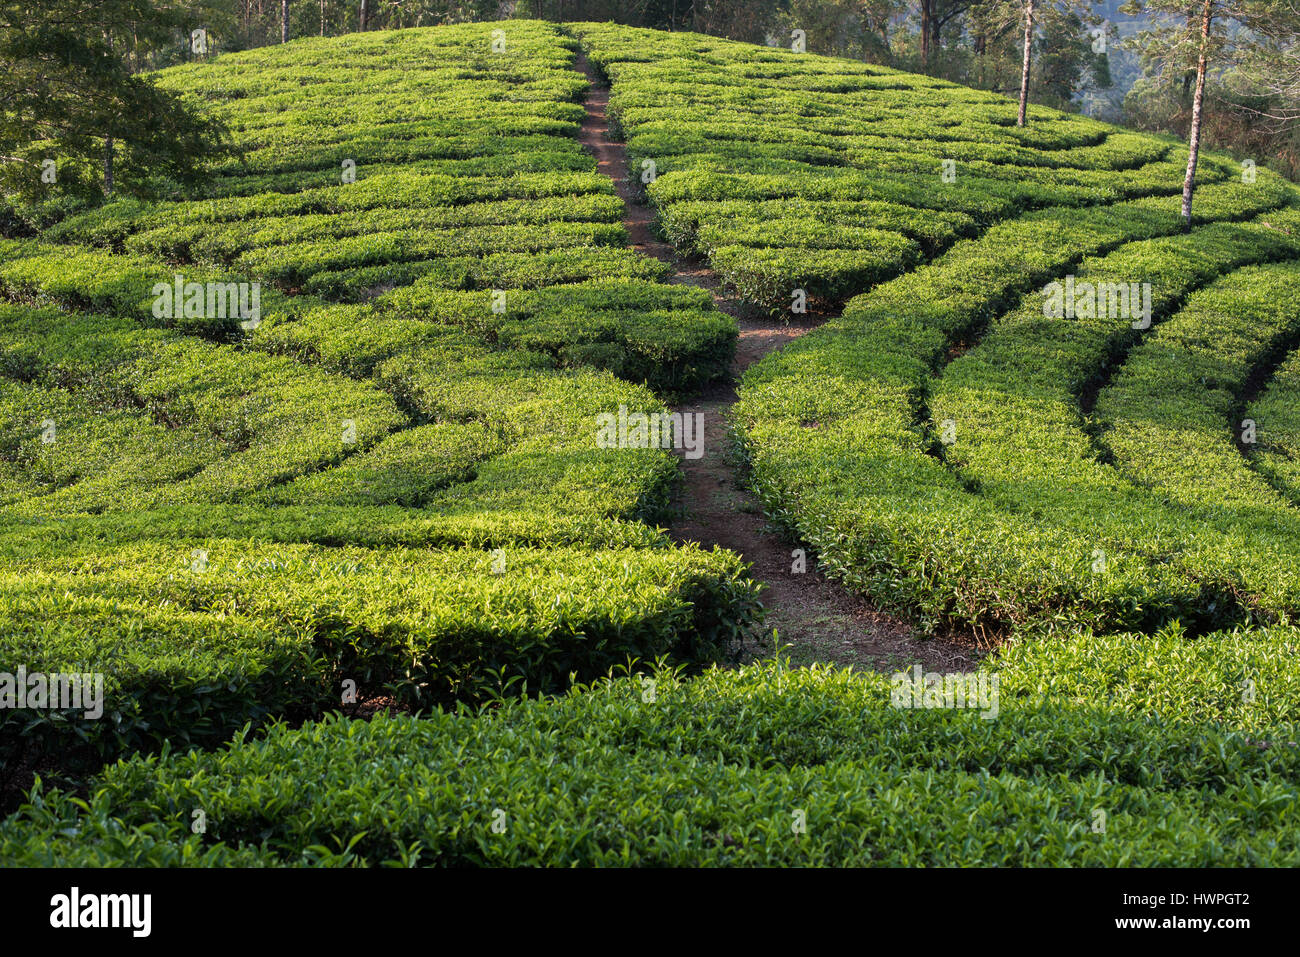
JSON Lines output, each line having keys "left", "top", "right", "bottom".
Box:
{"left": 2, "top": 21, "right": 1298, "bottom": 867}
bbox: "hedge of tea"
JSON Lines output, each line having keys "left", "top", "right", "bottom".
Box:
{"left": 4, "top": 645, "right": 1298, "bottom": 866}
{"left": 571, "top": 22, "right": 1243, "bottom": 313}
{"left": 5, "top": 22, "right": 1300, "bottom": 868}
{"left": 0, "top": 23, "right": 757, "bottom": 787}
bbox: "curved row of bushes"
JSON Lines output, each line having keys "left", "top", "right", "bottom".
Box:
{"left": 6, "top": 21, "right": 1300, "bottom": 869}
{"left": 5, "top": 642, "right": 1299, "bottom": 866}
{"left": 0, "top": 23, "right": 757, "bottom": 798}
{"left": 572, "top": 21, "right": 1242, "bottom": 313}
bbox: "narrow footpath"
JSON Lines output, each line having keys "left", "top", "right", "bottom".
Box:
{"left": 574, "top": 53, "right": 978, "bottom": 672}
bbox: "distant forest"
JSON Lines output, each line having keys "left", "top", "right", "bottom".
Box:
{"left": 8, "top": 2, "right": 1299, "bottom": 179}
{"left": 143, "top": 2, "right": 1293, "bottom": 179}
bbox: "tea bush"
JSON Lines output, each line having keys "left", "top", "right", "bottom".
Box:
{"left": 5, "top": 653, "right": 1298, "bottom": 866}
{"left": 0, "top": 23, "right": 755, "bottom": 788}
{"left": 6, "top": 20, "right": 1300, "bottom": 868}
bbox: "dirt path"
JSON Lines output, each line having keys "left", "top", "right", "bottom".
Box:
{"left": 574, "top": 53, "right": 980, "bottom": 674}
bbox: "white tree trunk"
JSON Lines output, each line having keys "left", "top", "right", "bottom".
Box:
{"left": 1182, "top": 0, "right": 1215, "bottom": 230}
{"left": 1017, "top": 0, "right": 1036, "bottom": 127}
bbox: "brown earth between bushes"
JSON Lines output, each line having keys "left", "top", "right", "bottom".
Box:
{"left": 573, "top": 52, "right": 982, "bottom": 674}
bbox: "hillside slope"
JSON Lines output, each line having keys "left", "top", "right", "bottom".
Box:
{"left": 0, "top": 22, "right": 757, "bottom": 788}
{"left": 2, "top": 22, "right": 1298, "bottom": 866}
{"left": 569, "top": 22, "right": 1300, "bottom": 636}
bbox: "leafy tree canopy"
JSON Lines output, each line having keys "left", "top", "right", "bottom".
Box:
{"left": 0, "top": 0, "right": 230, "bottom": 208}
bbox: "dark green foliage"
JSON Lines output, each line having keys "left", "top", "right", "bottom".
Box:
{"left": 5, "top": 651, "right": 1299, "bottom": 866}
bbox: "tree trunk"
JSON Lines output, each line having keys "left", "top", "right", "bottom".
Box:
{"left": 359, "top": 0, "right": 367, "bottom": 31}
{"left": 282, "top": 0, "right": 289, "bottom": 43}
{"left": 1017, "top": 0, "right": 1036, "bottom": 127}
{"left": 1182, "top": 0, "right": 1214, "bottom": 231}
{"left": 320, "top": 0, "right": 325, "bottom": 36}
{"left": 104, "top": 32, "right": 114, "bottom": 194}
{"left": 920, "top": 0, "right": 931, "bottom": 65}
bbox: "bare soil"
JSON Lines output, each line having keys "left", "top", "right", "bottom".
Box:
{"left": 574, "top": 54, "right": 982, "bottom": 674}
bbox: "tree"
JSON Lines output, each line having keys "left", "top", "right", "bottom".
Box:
{"left": 0, "top": 0, "right": 230, "bottom": 207}
{"left": 1123, "top": 0, "right": 1300, "bottom": 228}
{"left": 689, "top": 0, "right": 785, "bottom": 44}
{"left": 1016, "top": 0, "right": 1036, "bottom": 125}
{"left": 1198, "top": 2, "right": 1300, "bottom": 177}
{"left": 968, "top": 0, "right": 1024, "bottom": 89}
{"left": 1181, "top": 0, "right": 1213, "bottom": 228}
{"left": 1230, "top": 3, "right": 1300, "bottom": 121}
{"left": 104, "top": 32, "right": 116, "bottom": 193}
{"left": 282, "top": 0, "right": 289, "bottom": 42}
{"left": 778, "top": 0, "right": 904, "bottom": 62}
{"left": 964, "top": 1, "right": 1103, "bottom": 112}
{"left": 916, "top": 0, "right": 975, "bottom": 67}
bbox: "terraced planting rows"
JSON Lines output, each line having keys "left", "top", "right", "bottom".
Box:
{"left": 1247, "top": 347, "right": 1300, "bottom": 501}
{"left": 570, "top": 23, "right": 1300, "bottom": 633}
{"left": 573, "top": 22, "right": 1245, "bottom": 314}
{"left": 3, "top": 21, "right": 1299, "bottom": 867}
{"left": 0, "top": 23, "right": 755, "bottom": 793}
{"left": 8, "top": 652, "right": 1300, "bottom": 867}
